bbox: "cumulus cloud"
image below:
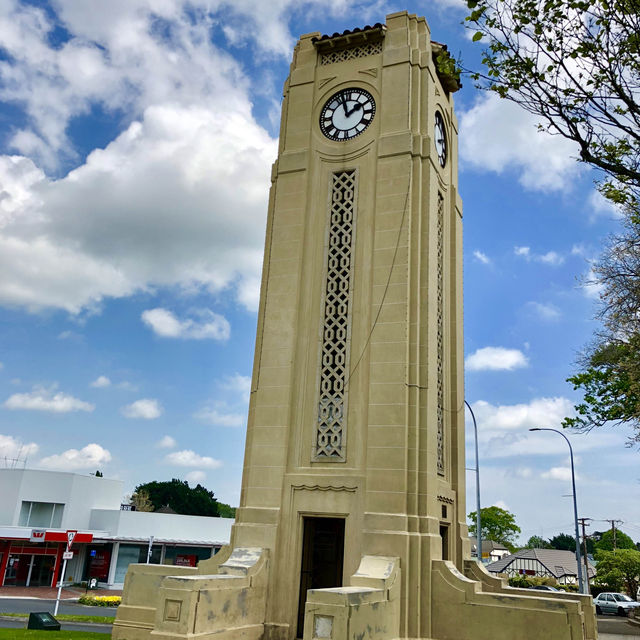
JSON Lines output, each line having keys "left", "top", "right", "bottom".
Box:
{"left": 4, "top": 386, "right": 94, "bottom": 413}
{"left": 221, "top": 374, "right": 252, "bottom": 402}
{"left": 526, "top": 301, "right": 562, "bottom": 321}
{"left": 121, "top": 398, "right": 162, "bottom": 419}
{"left": 165, "top": 449, "right": 222, "bottom": 468}
{"left": 460, "top": 93, "right": 582, "bottom": 191}
{"left": 0, "top": 434, "right": 39, "bottom": 459}
{"left": 142, "top": 308, "right": 230, "bottom": 340}
{"left": 157, "top": 435, "right": 177, "bottom": 449}
{"left": 186, "top": 470, "right": 207, "bottom": 484}
{"left": 90, "top": 375, "right": 111, "bottom": 388}
{"left": 514, "top": 246, "right": 564, "bottom": 266}
{"left": 473, "top": 250, "right": 491, "bottom": 265}
{"left": 541, "top": 465, "right": 579, "bottom": 482}
{"left": 39, "top": 443, "right": 111, "bottom": 470}
{"left": 466, "top": 346, "right": 529, "bottom": 371}
{"left": 195, "top": 407, "right": 245, "bottom": 428}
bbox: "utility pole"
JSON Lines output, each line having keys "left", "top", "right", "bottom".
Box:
{"left": 578, "top": 518, "right": 592, "bottom": 591}
{"left": 606, "top": 519, "right": 623, "bottom": 550}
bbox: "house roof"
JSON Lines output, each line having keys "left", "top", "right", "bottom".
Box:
{"left": 486, "top": 549, "right": 596, "bottom": 579}
{"left": 469, "top": 537, "right": 509, "bottom": 552}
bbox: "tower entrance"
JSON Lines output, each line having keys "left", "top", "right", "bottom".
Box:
{"left": 297, "top": 517, "right": 345, "bottom": 637}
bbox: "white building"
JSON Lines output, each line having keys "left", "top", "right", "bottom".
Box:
{"left": 0, "top": 469, "right": 233, "bottom": 589}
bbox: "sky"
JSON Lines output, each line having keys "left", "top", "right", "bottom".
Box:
{"left": 0, "top": 0, "right": 638, "bottom": 547}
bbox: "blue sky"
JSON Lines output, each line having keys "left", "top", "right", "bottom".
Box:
{"left": 0, "top": 0, "right": 638, "bottom": 546}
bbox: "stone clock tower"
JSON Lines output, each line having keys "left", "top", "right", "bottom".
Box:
{"left": 114, "top": 11, "right": 596, "bottom": 640}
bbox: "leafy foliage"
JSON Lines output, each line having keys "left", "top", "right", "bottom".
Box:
{"left": 468, "top": 505, "right": 521, "bottom": 551}
{"left": 465, "top": 0, "right": 640, "bottom": 213}
{"left": 594, "top": 548, "right": 640, "bottom": 595}
{"left": 524, "top": 535, "right": 552, "bottom": 549}
{"left": 595, "top": 528, "right": 636, "bottom": 551}
{"left": 128, "top": 489, "right": 154, "bottom": 512}
{"left": 134, "top": 479, "right": 221, "bottom": 517}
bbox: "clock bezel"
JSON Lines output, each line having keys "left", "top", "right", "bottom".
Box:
{"left": 434, "top": 110, "right": 447, "bottom": 168}
{"left": 319, "top": 88, "right": 376, "bottom": 142}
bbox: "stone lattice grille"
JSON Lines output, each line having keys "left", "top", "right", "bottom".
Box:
{"left": 320, "top": 42, "right": 383, "bottom": 65}
{"left": 437, "top": 193, "right": 445, "bottom": 476}
{"left": 315, "top": 170, "right": 357, "bottom": 460}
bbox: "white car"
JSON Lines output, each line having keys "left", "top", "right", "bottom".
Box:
{"left": 593, "top": 592, "right": 640, "bottom": 616}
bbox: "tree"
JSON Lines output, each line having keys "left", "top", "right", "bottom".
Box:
{"left": 129, "top": 489, "right": 154, "bottom": 512}
{"left": 595, "top": 529, "right": 637, "bottom": 551}
{"left": 548, "top": 533, "right": 577, "bottom": 551}
{"left": 468, "top": 506, "right": 521, "bottom": 551}
{"left": 465, "top": 0, "right": 640, "bottom": 442}
{"left": 525, "top": 535, "right": 552, "bottom": 549}
{"left": 594, "top": 549, "right": 640, "bottom": 595}
{"left": 135, "top": 479, "right": 220, "bottom": 517}
{"left": 464, "top": 0, "right": 640, "bottom": 213}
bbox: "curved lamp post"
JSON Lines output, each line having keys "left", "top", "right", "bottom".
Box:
{"left": 465, "top": 401, "right": 482, "bottom": 564}
{"left": 529, "top": 427, "right": 584, "bottom": 594}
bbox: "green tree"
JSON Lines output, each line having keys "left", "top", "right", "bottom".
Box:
{"left": 129, "top": 489, "right": 154, "bottom": 512}
{"left": 135, "top": 479, "right": 220, "bottom": 517}
{"left": 464, "top": 0, "right": 640, "bottom": 212}
{"left": 217, "top": 502, "right": 236, "bottom": 518}
{"left": 594, "top": 549, "right": 640, "bottom": 595}
{"left": 595, "top": 529, "right": 636, "bottom": 551}
{"left": 548, "top": 533, "right": 577, "bottom": 551}
{"left": 468, "top": 506, "right": 521, "bottom": 551}
{"left": 525, "top": 535, "right": 551, "bottom": 549}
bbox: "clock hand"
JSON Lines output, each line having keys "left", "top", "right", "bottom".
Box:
{"left": 345, "top": 102, "right": 362, "bottom": 118}
{"left": 340, "top": 94, "right": 348, "bottom": 115}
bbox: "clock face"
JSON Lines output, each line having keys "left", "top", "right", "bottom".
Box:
{"left": 320, "top": 88, "right": 376, "bottom": 141}
{"left": 434, "top": 111, "right": 447, "bottom": 168}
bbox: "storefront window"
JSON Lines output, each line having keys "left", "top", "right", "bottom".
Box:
{"left": 114, "top": 545, "right": 141, "bottom": 584}
{"left": 163, "top": 546, "right": 213, "bottom": 566}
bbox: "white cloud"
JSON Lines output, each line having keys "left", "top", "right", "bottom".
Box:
{"left": 514, "top": 246, "right": 564, "bottom": 266}
{"left": 39, "top": 443, "right": 111, "bottom": 470}
{"left": 142, "top": 308, "right": 230, "bottom": 340}
{"left": 157, "top": 435, "right": 177, "bottom": 449}
{"left": 186, "top": 470, "right": 206, "bottom": 484}
{"left": 588, "top": 190, "right": 623, "bottom": 220}
{"left": 121, "top": 398, "right": 162, "bottom": 419}
{"left": 466, "top": 346, "right": 529, "bottom": 371}
{"left": 165, "top": 449, "right": 222, "bottom": 468}
{"left": 526, "top": 301, "right": 562, "bottom": 321}
{"left": 473, "top": 250, "right": 491, "bottom": 265}
{"left": 541, "top": 466, "right": 579, "bottom": 482}
{"left": 221, "top": 374, "right": 252, "bottom": 403}
{"left": 90, "top": 375, "right": 111, "bottom": 388}
{"left": 4, "top": 386, "right": 94, "bottom": 413}
{"left": 0, "top": 434, "right": 39, "bottom": 459}
{"left": 460, "top": 93, "right": 582, "bottom": 192}
{"left": 196, "top": 407, "right": 245, "bottom": 428}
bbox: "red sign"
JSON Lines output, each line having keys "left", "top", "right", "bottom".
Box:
{"left": 30, "top": 530, "right": 46, "bottom": 542}
{"left": 175, "top": 554, "right": 197, "bottom": 567}
{"left": 66, "top": 530, "right": 77, "bottom": 548}
{"left": 44, "top": 531, "right": 93, "bottom": 544}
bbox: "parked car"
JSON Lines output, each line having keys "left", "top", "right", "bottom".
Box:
{"left": 593, "top": 592, "right": 640, "bottom": 616}
{"left": 531, "top": 585, "right": 560, "bottom": 592}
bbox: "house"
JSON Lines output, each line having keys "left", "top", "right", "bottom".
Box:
{"left": 485, "top": 548, "right": 596, "bottom": 585}
{"left": 0, "top": 468, "right": 233, "bottom": 589}
{"left": 469, "top": 537, "right": 510, "bottom": 563}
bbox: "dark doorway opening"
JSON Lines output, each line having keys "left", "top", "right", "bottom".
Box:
{"left": 440, "top": 524, "right": 450, "bottom": 561}
{"left": 297, "top": 517, "right": 345, "bottom": 638}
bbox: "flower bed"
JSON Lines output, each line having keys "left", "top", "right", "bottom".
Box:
{"left": 78, "top": 595, "right": 122, "bottom": 607}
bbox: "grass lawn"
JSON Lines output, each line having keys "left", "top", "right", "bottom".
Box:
{"left": 0, "top": 630, "right": 110, "bottom": 640}
{"left": 0, "top": 615, "right": 113, "bottom": 625}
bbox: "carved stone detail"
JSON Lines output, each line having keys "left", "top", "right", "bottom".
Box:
{"left": 437, "top": 193, "right": 445, "bottom": 477}
{"left": 320, "top": 42, "right": 383, "bottom": 65}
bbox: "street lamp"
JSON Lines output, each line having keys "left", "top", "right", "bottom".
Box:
{"left": 465, "top": 400, "right": 482, "bottom": 564}
{"left": 528, "top": 427, "right": 585, "bottom": 594}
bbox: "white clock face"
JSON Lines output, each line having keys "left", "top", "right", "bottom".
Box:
{"left": 320, "top": 88, "right": 375, "bottom": 141}
{"left": 434, "top": 111, "right": 447, "bottom": 168}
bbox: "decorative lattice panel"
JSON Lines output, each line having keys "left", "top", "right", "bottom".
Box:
{"left": 437, "top": 193, "right": 445, "bottom": 476}
{"left": 314, "top": 170, "right": 357, "bottom": 461}
{"left": 320, "top": 42, "right": 383, "bottom": 65}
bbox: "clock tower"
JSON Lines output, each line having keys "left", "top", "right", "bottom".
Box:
{"left": 114, "top": 11, "right": 597, "bottom": 640}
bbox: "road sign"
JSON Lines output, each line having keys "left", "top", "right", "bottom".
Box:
{"left": 62, "top": 551, "right": 73, "bottom": 560}
{"left": 66, "top": 530, "right": 77, "bottom": 548}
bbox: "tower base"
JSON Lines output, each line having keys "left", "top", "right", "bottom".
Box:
{"left": 112, "top": 550, "right": 596, "bottom": 640}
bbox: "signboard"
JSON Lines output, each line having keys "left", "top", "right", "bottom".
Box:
{"left": 175, "top": 554, "right": 197, "bottom": 567}
{"left": 44, "top": 531, "right": 93, "bottom": 544}
{"left": 30, "top": 529, "right": 46, "bottom": 542}
{"left": 66, "top": 530, "right": 77, "bottom": 548}
{"left": 62, "top": 551, "right": 73, "bottom": 560}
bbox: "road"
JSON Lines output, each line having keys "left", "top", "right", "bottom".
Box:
{"left": 0, "top": 597, "right": 116, "bottom": 617}
{"left": 598, "top": 614, "right": 640, "bottom": 637}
